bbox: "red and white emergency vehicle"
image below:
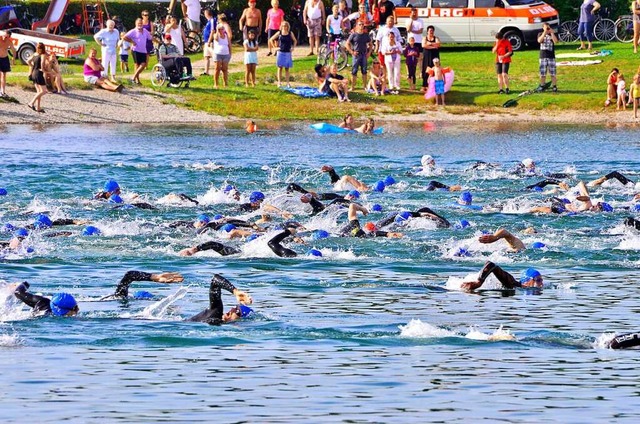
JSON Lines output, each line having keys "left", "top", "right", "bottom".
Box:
{"left": 395, "top": 0, "right": 559, "bottom": 50}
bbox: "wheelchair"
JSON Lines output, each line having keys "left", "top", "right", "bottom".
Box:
{"left": 150, "top": 54, "right": 196, "bottom": 88}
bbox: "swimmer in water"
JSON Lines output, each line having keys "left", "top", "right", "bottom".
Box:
{"left": 339, "top": 114, "right": 355, "bottom": 130}
{"left": 99, "top": 270, "right": 184, "bottom": 300}
{"left": 267, "top": 221, "right": 307, "bottom": 257}
{"left": 354, "top": 117, "right": 375, "bottom": 134}
{"left": 13, "top": 283, "right": 79, "bottom": 317}
{"left": 94, "top": 179, "right": 121, "bottom": 200}
{"left": 187, "top": 274, "right": 253, "bottom": 325}
{"left": 238, "top": 191, "right": 294, "bottom": 219}
{"left": 179, "top": 239, "right": 241, "bottom": 256}
{"left": 0, "top": 228, "right": 29, "bottom": 250}
{"left": 375, "top": 207, "right": 451, "bottom": 229}
{"left": 339, "top": 203, "right": 403, "bottom": 238}
{"left": 513, "top": 158, "right": 537, "bottom": 176}
{"left": 461, "top": 261, "right": 544, "bottom": 292}
{"left": 529, "top": 181, "right": 613, "bottom": 214}
{"left": 607, "top": 332, "right": 640, "bottom": 349}
{"left": 246, "top": 120, "right": 257, "bottom": 133}
{"left": 588, "top": 171, "right": 634, "bottom": 188}
{"left": 320, "top": 165, "right": 369, "bottom": 192}
{"left": 25, "top": 214, "right": 88, "bottom": 231}
{"left": 425, "top": 180, "right": 462, "bottom": 192}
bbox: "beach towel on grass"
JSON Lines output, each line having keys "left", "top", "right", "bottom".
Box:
{"left": 557, "top": 60, "right": 603, "bottom": 66}
{"left": 556, "top": 50, "right": 612, "bottom": 59}
{"left": 281, "top": 86, "right": 328, "bottom": 98}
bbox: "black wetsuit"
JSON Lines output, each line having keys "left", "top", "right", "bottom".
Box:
{"left": 113, "top": 202, "right": 157, "bottom": 210}
{"left": 239, "top": 202, "right": 259, "bottom": 212}
{"left": 286, "top": 183, "right": 344, "bottom": 201}
{"left": 268, "top": 229, "right": 298, "bottom": 257}
{"left": 426, "top": 180, "right": 452, "bottom": 191}
{"left": 14, "top": 282, "right": 52, "bottom": 315}
{"left": 197, "top": 219, "right": 257, "bottom": 234}
{"left": 526, "top": 179, "right": 564, "bottom": 190}
{"left": 624, "top": 217, "right": 640, "bottom": 231}
{"left": 602, "top": 171, "right": 634, "bottom": 186}
{"left": 25, "top": 218, "right": 77, "bottom": 230}
{"left": 608, "top": 332, "right": 640, "bottom": 349}
{"left": 339, "top": 219, "right": 390, "bottom": 238}
{"left": 191, "top": 241, "right": 240, "bottom": 256}
{"left": 376, "top": 207, "right": 450, "bottom": 229}
{"left": 323, "top": 168, "right": 342, "bottom": 184}
{"left": 477, "top": 261, "right": 527, "bottom": 289}
{"left": 110, "top": 271, "right": 156, "bottom": 298}
{"left": 188, "top": 274, "right": 237, "bottom": 325}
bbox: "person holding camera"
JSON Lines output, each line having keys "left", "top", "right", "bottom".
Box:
{"left": 537, "top": 22, "right": 558, "bottom": 93}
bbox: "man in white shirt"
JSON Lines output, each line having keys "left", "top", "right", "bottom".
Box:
{"left": 93, "top": 20, "right": 120, "bottom": 82}
{"left": 375, "top": 16, "right": 401, "bottom": 63}
{"left": 182, "top": 0, "right": 202, "bottom": 35}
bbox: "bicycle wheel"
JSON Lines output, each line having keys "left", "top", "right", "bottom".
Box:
{"left": 558, "top": 21, "right": 579, "bottom": 43}
{"left": 184, "top": 35, "right": 202, "bottom": 54}
{"left": 594, "top": 18, "right": 616, "bottom": 41}
{"left": 317, "top": 44, "right": 328, "bottom": 64}
{"left": 334, "top": 48, "right": 348, "bottom": 72}
{"left": 616, "top": 17, "right": 635, "bottom": 43}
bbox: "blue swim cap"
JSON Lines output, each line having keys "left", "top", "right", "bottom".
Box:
{"left": 348, "top": 190, "right": 360, "bottom": 199}
{"left": 246, "top": 233, "right": 261, "bottom": 242}
{"left": 220, "top": 223, "right": 237, "bottom": 232}
{"left": 249, "top": 191, "right": 265, "bottom": 203}
{"left": 634, "top": 204, "right": 640, "bottom": 212}
{"left": 454, "top": 247, "right": 471, "bottom": 257}
{"left": 34, "top": 214, "right": 52, "bottom": 229}
{"left": 599, "top": 202, "right": 614, "bottom": 212}
{"left": 395, "top": 211, "right": 412, "bottom": 223}
{"left": 312, "top": 229, "right": 329, "bottom": 240}
{"left": 197, "top": 214, "right": 210, "bottom": 224}
{"left": 459, "top": 192, "right": 473, "bottom": 205}
{"left": 213, "top": 214, "right": 224, "bottom": 220}
{"left": 103, "top": 180, "right": 120, "bottom": 194}
{"left": 455, "top": 219, "right": 470, "bottom": 229}
{"left": 238, "top": 304, "right": 253, "bottom": 318}
{"left": 109, "top": 195, "right": 124, "bottom": 204}
{"left": 0, "top": 188, "right": 7, "bottom": 196}
{"left": 133, "top": 290, "right": 154, "bottom": 299}
{"left": 15, "top": 228, "right": 29, "bottom": 238}
{"left": 371, "top": 204, "right": 383, "bottom": 212}
{"left": 532, "top": 186, "right": 543, "bottom": 192}
{"left": 26, "top": 247, "right": 34, "bottom": 254}
{"left": 307, "top": 248, "right": 323, "bottom": 257}
{"left": 223, "top": 184, "right": 235, "bottom": 193}
{"left": 82, "top": 225, "right": 101, "bottom": 236}
{"left": 560, "top": 198, "right": 571, "bottom": 204}
{"left": 373, "top": 181, "right": 386, "bottom": 192}
{"left": 519, "top": 268, "right": 541, "bottom": 284}
{"left": 2, "top": 223, "right": 15, "bottom": 233}
{"left": 50, "top": 293, "right": 77, "bottom": 316}
{"left": 384, "top": 176, "right": 396, "bottom": 186}
{"left": 531, "top": 241, "right": 546, "bottom": 249}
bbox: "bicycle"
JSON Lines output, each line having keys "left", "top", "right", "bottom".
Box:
{"left": 180, "top": 18, "right": 203, "bottom": 54}
{"left": 614, "top": 15, "right": 634, "bottom": 42}
{"left": 558, "top": 15, "right": 617, "bottom": 42}
{"left": 317, "top": 32, "right": 350, "bottom": 71}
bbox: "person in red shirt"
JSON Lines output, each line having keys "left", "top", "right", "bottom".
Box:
{"left": 492, "top": 32, "right": 513, "bottom": 94}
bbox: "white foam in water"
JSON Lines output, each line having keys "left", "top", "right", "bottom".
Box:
{"left": 414, "top": 166, "right": 444, "bottom": 177}
{"left": 156, "top": 194, "right": 199, "bottom": 207}
{"left": 594, "top": 332, "right": 617, "bottom": 349}
{"left": 0, "top": 284, "right": 32, "bottom": 322}
{"left": 0, "top": 332, "right": 24, "bottom": 347}
{"left": 563, "top": 165, "right": 577, "bottom": 175}
{"left": 197, "top": 187, "right": 237, "bottom": 206}
{"left": 399, "top": 319, "right": 457, "bottom": 338}
{"left": 135, "top": 286, "right": 189, "bottom": 320}
{"left": 175, "top": 160, "right": 223, "bottom": 171}
{"left": 465, "top": 325, "right": 516, "bottom": 341}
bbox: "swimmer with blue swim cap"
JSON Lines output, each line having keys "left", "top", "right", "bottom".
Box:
{"left": 461, "top": 261, "right": 544, "bottom": 292}
{"left": 188, "top": 274, "right": 253, "bottom": 325}
{"left": 458, "top": 192, "right": 473, "bottom": 206}
{"left": 13, "top": 282, "right": 79, "bottom": 317}
{"left": 94, "top": 179, "right": 121, "bottom": 200}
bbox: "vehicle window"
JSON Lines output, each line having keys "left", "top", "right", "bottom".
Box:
{"left": 431, "top": 0, "right": 468, "bottom": 8}
{"left": 406, "top": 0, "right": 428, "bottom": 7}
{"left": 474, "top": 0, "right": 504, "bottom": 8}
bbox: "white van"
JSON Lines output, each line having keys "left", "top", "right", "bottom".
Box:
{"left": 394, "top": 0, "right": 559, "bottom": 50}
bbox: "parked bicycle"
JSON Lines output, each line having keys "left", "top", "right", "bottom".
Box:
{"left": 317, "top": 32, "right": 350, "bottom": 71}
{"left": 559, "top": 14, "right": 634, "bottom": 43}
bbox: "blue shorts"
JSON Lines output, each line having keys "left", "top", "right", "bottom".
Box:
{"left": 351, "top": 53, "right": 368, "bottom": 76}
{"left": 434, "top": 79, "right": 445, "bottom": 95}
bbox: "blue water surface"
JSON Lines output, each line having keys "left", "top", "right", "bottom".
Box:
{"left": 1, "top": 122, "right": 640, "bottom": 422}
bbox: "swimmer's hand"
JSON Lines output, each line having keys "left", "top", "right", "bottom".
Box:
{"left": 151, "top": 272, "right": 184, "bottom": 283}
{"left": 387, "top": 232, "right": 403, "bottom": 238}
{"left": 478, "top": 234, "right": 498, "bottom": 244}
{"left": 179, "top": 247, "right": 198, "bottom": 256}
{"left": 461, "top": 281, "right": 482, "bottom": 292}
{"left": 73, "top": 219, "right": 91, "bottom": 225}
{"left": 293, "top": 236, "right": 306, "bottom": 244}
{"left": 233, "top": 289, "right": 252, "bottom": 305}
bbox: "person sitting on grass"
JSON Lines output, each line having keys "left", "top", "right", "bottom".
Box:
{"left": 367, "top": 60, "right": 387, "bottom": 96}
{"left": 43, "top": 50, "right": 67, "bottom": 94}
{"left": 83, "top": 48, "right": 123, "bottom": 92}
{"left": 315, "top": 63, "right": 350, "bottom": 102}
{"left": 605, "top": 68, "right": 618, "bottom": 107}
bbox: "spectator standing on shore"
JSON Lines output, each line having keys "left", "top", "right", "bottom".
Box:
{"left": 26, "top": 43, "right": 48, "bottom": 112}
{"left": 244, "top": 30, "right": 259, "bottom": 87}
{"left": 165, "top": 15, "right": 187, "bottom": 55}
{"left": 266, "top": 0, "right": 285, "bottom": 56}
{"left": 94, "top": 20, "right": 120, "bottom": 82}
{"left": 633, "top": 0, "right": 640, "bottom": 53}
{"left": 382, "top": 31, "right": 401, "bottom": 92}
{"left": 375, "top": 16, "right": 401, "bottom": 65}
{"left": 345, "top": 21, "right": 372, "bottom": 90}
{"left": 404, "top": 35, "right": 419, "bottom": 90}
{"left": 118, "top": 32, "right": 131, "bottom": 73}
{"left": 181, "top": 0, "right": 202, "bottom": 38}
{"left": 270, "top": 21, "right": 297, "bottom": 87}
{"left": 213, "top": 25, "right": 231, "bottom": 88}
{"left": 421, "top": 25, "right": 440, "bottom": 92}
{"left": 202, "top": 8, "right": 215, "bottom": 76}
{"left": 492, "top": 32, "right": 513, "bottom": 94}
{"left": 239, "top": 0, "right": 263, "bottom": 42}
{"left": 577, "top": 0, "right": 600, "bottom": 51}
{"left": 124, "top": 19, "right": 153, "bottom": 85}
{"left": 376, "top": 0, "right": 396, "bottom": 28}
{"left": 140, "top": 10, "right": 154, "bottom": 62}
{"left": 338, "top": 0, "right": 351, "bottom": 32}
{"left": 537, "top": 22, "right": 558, "bottom": 92}
{"left": 304, "top": 0, "right": 325, "bottom": 56}
{"left": 0, "top": 30, "right": 16, "bottom": 98}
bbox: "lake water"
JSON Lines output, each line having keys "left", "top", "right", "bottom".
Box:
{"left": 2, "top": 122, "right": 640, "bottom": 422}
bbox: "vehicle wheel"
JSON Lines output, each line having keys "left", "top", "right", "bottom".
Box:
{"left": 150, "top": 64, "right": 167, "bottom": 87}
{"left": 18, "top": 44, "right": 35, "bottom": 65}
{"left": 335, "top": 49, "right": 348, "bottom": 71}
{"left": 317, "top": 44, "right": 328, "bottom": 64}
{"left": 558, "top": 21, "right": 579, "bottom": 43}
{"left": 503, "top": 30, "right": 524, "bottom": 51}
{"left": 594, "top": 18, "right": 616, "bottom": 41}
{"left": 616, "top": 17, "right": 634, "bottom": 43}
{"left": 184, "top": 35, "right": 202, "bottom": 54}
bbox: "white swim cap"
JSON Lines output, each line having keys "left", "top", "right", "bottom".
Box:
{"left": 522, "top": 158, "right": 534, "bottom": 167}
{"left": 421, "top": 155, "right": 435, "bottom": 167}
